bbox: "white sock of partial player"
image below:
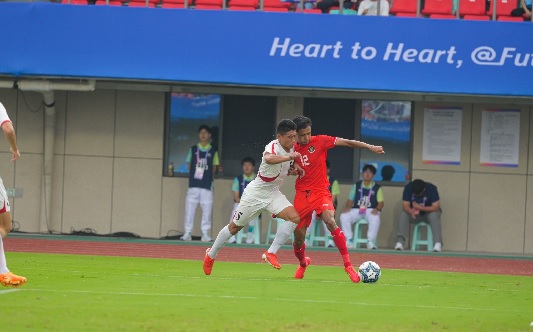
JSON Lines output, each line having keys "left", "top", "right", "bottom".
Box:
{"left": 0, "top": 237, "right": 9, "bottom": 274}
{"left": 208, "top": 226, "right": 233, "bottom": 259}
{"left": 268, "top": 221, "right": 297, "bottom": 254}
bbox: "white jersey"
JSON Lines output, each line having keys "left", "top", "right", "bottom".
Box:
{"left": 241, "top": 139, "right": 293, "bottom": 203}
{"left": 0, "top": 102, "right": 11, "bottom": 126}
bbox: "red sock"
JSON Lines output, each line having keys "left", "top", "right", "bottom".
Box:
{"left": 332, "top": 227, "right": 352, "bottom": 268}
{"left": 293, "top": 243, "right": 307, "bottom": 267}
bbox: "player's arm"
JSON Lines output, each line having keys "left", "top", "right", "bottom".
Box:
{"left": 264, "top": 151, "right": 301, "bottom": 165}
{"left": 335, "top": 137, "right": 384, "bottom": 154}
{"left": 1, "top": 121, "right": 19, "bottom": 162}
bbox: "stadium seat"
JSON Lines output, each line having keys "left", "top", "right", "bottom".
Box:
{"left": 463, "top": 14, "right": 490, "bottom": 19}
{"left": 303, "top": 8, "right": 322, "bottom": 13}
{"left": 458, "top": 0, "right": 486, "bottom": 16}
{"left": 195, "top": 0, "right": 224, "bottom": 7}
{"left": 229, "top": 5, "right": 256, "bottom": 9}
{"left": 429, "top": 13, "right": 457, "bottom": 18}
{"left": 127, "top": 1, "right": 156, "bottom": 6}
{"left": 263, "top": 6, "right": 290, "bottom": 11}
{"left": 229, "top": 0, "right": 258, "bottom": 6}
{"left": 262, "top": 0, "right": 291, "bottom": 8}
{"left": 161, "top": 0, "right": 191, "bottom": 8}
{"left": 307, "top": 220, "right": 329, "bottom": 248}
{"left": 194, "top": 4, "right": 222, "bottom": 8}
{"left": 95, "top": 0, "right": 124, "bottom": 5}
{"left": 352, "top": 218, "right": 369, "bottom": 249}
{"left": 497, "top": 15, "right": 524, "bottom": 20}
{"left": 389, "top": 0, "right": 418, "bottom": 14}
{"left": 394, "top": 11, "right": 419, "bottom": 16}
{"left": 410, "top": 222, "right": 433, "bottom": 251}
{"left": 421, "top": 0, "right": 453, "bottom": 15}
{"left": 487, "top": 0, "right": 518, "bottom": 18}
{"left": 61, "top": 0, "right": 89, "bottom": 4}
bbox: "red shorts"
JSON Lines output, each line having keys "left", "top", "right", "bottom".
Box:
{"left": 293, "top": 189, "right": 335, "bottom": 229}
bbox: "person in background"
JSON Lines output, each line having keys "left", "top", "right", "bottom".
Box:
{"left": 180, "top": 125, "right": 221, "bottom": 242}
{"left": 339, "top": 164, "right": 384, "bottom": 250}
{"left": 357, "top": 0, "right": 389, "bottom": 15}
{"left": 380, "top": 164, "right": 395, "bottom": 181}
{"left": 228, "top": 157, "right": 259, "bottom": 244}
{"left": 0, "top": 101, "right": 26, "bottom": 287}
{"left": 395, "top": 179, "right": 443, "bottom": 252}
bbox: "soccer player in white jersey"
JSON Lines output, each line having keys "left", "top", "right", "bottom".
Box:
{"left": 0, "top": 102, "right": 26, "bottom": 287}
{"left": 203, "top": 119, "right": 303, "bottom": 275}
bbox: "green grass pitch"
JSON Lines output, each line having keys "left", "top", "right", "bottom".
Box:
{"left": 2, "top": 253, "right": 532, "bottom": 332}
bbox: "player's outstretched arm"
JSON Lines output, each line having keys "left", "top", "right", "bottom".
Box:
{"left": 335, "top": 137, "right": 385, "bottom": 154}
{"left": 264, "top": 152, "right": 301, "bottom": 165}
{"left": 1, "top": 121, "right": 20, "bottom": 162}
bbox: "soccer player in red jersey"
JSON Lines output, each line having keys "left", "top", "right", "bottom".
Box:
{"left": 264, "top": 115, "right": 384, "bottom": 283}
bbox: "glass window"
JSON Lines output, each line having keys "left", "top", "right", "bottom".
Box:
{"left": 359, "top": 100, "right": 412, "bottom": 183}
{"left": 165, "top": 93, "right": 221, "bottom": 176}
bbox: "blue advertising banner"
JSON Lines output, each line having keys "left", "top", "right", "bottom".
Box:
{"left": 0, "top": 2, "right": 531, "bottom": 96}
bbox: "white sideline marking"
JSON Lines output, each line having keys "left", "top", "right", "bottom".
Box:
{"left": 0, "top": 289, "right": 20, "bottom": 295}
{"left": 23, "top": 288, "right": 529, "bottom": 313}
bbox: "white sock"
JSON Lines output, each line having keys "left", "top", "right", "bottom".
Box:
{"left": 0, "top": 237, "right": 9, "bottom": 274}
{"left": 268, "top": 221, "right": 297, "bottom": 254}
{"left": 208, "top": 226, "right": 233, "bottom": 259}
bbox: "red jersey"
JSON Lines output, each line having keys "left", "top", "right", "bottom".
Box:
{"left": 294, "top": 135, "right": 336, "bottom": 192}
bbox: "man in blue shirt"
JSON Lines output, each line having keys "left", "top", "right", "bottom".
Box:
{"left": 395, "top": 179, "right": 443, "bottom": 252}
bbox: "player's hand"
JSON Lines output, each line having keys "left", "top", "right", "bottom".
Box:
{"left": 368, "top": 145, "right": 385, "bottom": 154}
{"left": 289, "top": 152, "right": 301, "bottom": 160}
{"left": 10, "top": 147, "right": 20, "bottom": 162}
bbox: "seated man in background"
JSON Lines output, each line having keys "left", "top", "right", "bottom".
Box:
{"left": 395, "top": 179, "right": 443, "bottom": 252}
{"left": 228, "top": 157, "right": 258, "bottom": 244}
{"left": 357, "top": 0, "right": 389, "bottom": 15}
{"left": 339, "top": 164, "right": 383, "bottom": 250}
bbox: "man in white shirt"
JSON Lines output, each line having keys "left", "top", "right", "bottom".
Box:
{"left": 0, "top": 102, "right": 26, "bottom": 287}
{"left": 358, "top": 0, "right": 390, "bottom": 16}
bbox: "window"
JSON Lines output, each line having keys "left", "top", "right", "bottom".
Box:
{"left": 165, "top": 93, "right": 221, "bottom": 176}
{"left": 360, "top": 100, "right": 412, "bottom": 183}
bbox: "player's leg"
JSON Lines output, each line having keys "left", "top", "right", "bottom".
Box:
{"left": 263, "top": 192, "right": 299, "bottom": 269}
{"left": 321, "top": 209, "right": 359, "bottom": 282}
{"left": 305, "top": 212, "right": 316, "bottom": 246}
{"left": 293, "top": 225, "right": 311, "bottom": 279}
{"left": 203, "top": 199, "right": 263, "bottom": 275}
{"left": 227, "top": 203, "right": 238, "bottom": 243}
{"left": 181, "top": 187, "right": 200, "bottom": 240}
{"left": 395, "top": 211, "right": 412, "bottom": 250}
{"left": 199, "top": 188, "right": 214, "bottom": 242}
{"left": 366, "top": 211, "right": 381, "bottom": 250}
{"left": 0, "top": 185, "right": 26, "bottom": 287}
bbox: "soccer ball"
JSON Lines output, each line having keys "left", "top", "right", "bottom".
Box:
{"left": 358, "top": 261, "right": 381, "bottom": 283}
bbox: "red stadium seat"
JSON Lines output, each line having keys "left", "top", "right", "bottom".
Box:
{"left": 262, "top": 0, "right": 291, "bottom": 8}
{"left": 394, "top": 11, "right": 419, "bottom": 16}
{"left": 61, "top": 0, "right": 89, "bottom": 4}
{"left": 160, "top": 2, "right": 186, "bottom": 7}
{"left": 127, "top": 1, "right": 156, "bottom": 6}
{"left": 429, "top": 13, "right": 457, "bottom": 18}
{"left": 459, "top": 0, "right": 486, "bottom": 16}
{"left": 422, "top": 0, "right": 453, "bottom": 15}
{"left": 230, "top": 0, "right": 258, "bottom": 6}
{"left": 487, "top": 0, "right": 518, "bottom": 17}
{"left": 390, "top": 0, "right": 417, "bottom": 14}
{"left": 463, "top": 14, "right": 490, "bottom": 19}
{"left": 263, "top": 6, "right": 290, "bottom": 11}
{"left": 497, "top": 15, "right": 524, "bottom": 20}
{"left": 95, "top": 0, "right": 124, "bottom": 5}
{"left": 194, "top": 3, "right": 223, "bottom": 8}
{"left": 228, "top": 5, "right": 256, "bottom": 9}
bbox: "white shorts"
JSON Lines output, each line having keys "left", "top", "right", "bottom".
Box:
{"left": 0, "top": 178, "right": 10, "bottom": 213}
{"left": 231, "top": 190, "right": 292, "bottom": 227}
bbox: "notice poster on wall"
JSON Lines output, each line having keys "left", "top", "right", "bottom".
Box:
{"left": 422, "top": 107, "right": 462, "bottom": 165}
{"left": 480, "top": 109, "right": 520, "bottom": 167}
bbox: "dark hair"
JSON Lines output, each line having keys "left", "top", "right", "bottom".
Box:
{"left": 292, "top": 115, "right": 312, "bottom": 132}
{"left": 362, "top": 164, "right": 377, "bottom": 175}
{"left": 381, "top": 165, "right": 395, "bottom": 181}
{"left": 326, "top": 159, "right": 330, "bottom": 169}
{"left": 276, "top": 119, "right": 296, "bottom": 135}
{"left": 241, "top": 157, "right": 256, "bottom": 167}
{"left": 198, "top": 124, "right": 212, "bottom": 134}
{"left": 412, "top": 179, "right": 426, "bottom": 195}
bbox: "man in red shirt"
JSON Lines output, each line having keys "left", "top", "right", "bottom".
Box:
{"left": 263, "top": 115, "right": 384, "bottom": 283}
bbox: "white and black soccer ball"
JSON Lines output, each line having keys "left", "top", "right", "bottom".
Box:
{"left": 358, "top": 261, "right": 381, "bottom": 283}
